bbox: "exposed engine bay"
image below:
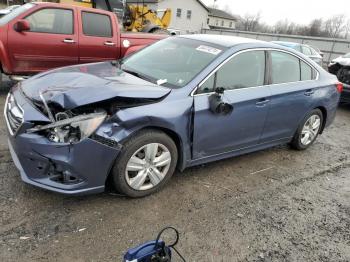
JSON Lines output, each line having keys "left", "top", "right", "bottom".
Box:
{"left": 27, "top": 93, "right": 162, "bottom": 144}
{"left": 328, "top": 53, "right": 350, "bottom": 85}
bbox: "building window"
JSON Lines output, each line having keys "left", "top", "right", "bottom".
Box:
{"left": 229, "top": 21, "right": 233, "bottom": 28}
{"left": 187, "top": 10, "right": 192, "bottom": 19}
{"left": 215, "top": 19, "right": 218, "bottom": 26}
{"left": 176, "top": 8, "right": 181, "bottom": 18}
{"left": 207, "top": 18, "right": 210, "bottom": 24}
{"left": 221, "top": 20, "right": 224, "bottom": 27}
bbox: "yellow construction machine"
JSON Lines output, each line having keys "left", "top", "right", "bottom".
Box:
{"left": 59, "top": 0, "right": 172, "bottom": 33}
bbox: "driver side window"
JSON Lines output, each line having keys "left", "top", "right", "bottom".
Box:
{"left": 197, "top": 50, "right": 266, "bottom": 94}
{"left": 25, "top": 8, "right": 73, "bottom": 34}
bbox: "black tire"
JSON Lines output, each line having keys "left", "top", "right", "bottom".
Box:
{"left": 111, "top": 129, "right": 178, "bottom": 198}
{"left": 290, "top": 109, "right": 323, "bottom": 150}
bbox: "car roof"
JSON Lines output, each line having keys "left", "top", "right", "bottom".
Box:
{"left": 272, "top": 41, "right": 301, "bottom": 48}
{"left": 179, "top": 34, "right": 265, "bottom": 47}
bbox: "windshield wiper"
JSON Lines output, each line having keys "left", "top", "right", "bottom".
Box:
{"left": 122, "top": 68, "right": 155, "bottom": 84}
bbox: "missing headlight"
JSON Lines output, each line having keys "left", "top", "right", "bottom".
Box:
{"left": 27, "top": 111, "right": 107, "bottom": 143}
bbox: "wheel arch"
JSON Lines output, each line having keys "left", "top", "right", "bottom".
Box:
{"left": 104, "top": 125, "right": 186, "bottom": 191}
{"left": 132, "top": 126, "right": 185, "bottom": 170}
{"left": 315, "top": 106, "right": 328, "bottom": 134}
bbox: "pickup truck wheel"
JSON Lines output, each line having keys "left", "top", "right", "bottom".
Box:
{"left": 150, "top": 28, "right": 170, "bottom": 35}
{"left": 111, "top": 130, "right": 178, "bottom": 198}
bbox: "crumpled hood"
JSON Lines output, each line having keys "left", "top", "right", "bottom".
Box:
{"left": 21, "top": 62, "right": 171, "bottom": 110}
{"left": 332, "top": 56, "right": 350, "bottom": 67}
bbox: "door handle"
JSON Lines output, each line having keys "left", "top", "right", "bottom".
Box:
{"left": 104, "top": 41, "right": 116, "bottom": 46}
{"left": 304, "top": 89, "right": 315, "bottom": 96}
{"left": 63, "top": 38, "right": 76, "bottom": 44}
{"left": 256, "top": 98, "right": 270, "bottom": 106}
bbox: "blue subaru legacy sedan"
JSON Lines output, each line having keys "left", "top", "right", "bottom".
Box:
{"left": 5, "top": 35, "right": 342, "bottom": 197}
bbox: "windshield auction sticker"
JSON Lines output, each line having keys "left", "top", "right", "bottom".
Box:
{"left": 196, "top": 45, "right": 222, "bottom": 55}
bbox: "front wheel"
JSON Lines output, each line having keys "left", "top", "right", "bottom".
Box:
{"left": 111, "top": 130, "right": 178, "bottom": 198}
{"left": 290, "top": 109, "right": 323, "bottom": 150}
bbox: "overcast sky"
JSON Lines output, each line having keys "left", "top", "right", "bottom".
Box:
{"left": 202, "top": 0, "right": 350, "bottom": 25}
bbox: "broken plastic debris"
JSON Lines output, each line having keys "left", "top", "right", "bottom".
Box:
{"left": 19, "top": 236, "right": 30, "bottom": 240}
{"left": 78, "top": 228, "right": 87, "bottom": 232}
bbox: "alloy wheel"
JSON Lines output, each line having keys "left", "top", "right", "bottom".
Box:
{"left": 300, "top": 114, "right": 321, "bottom": 146}
{"left": 125, "top": 143, "right": 172, "bottom": 191}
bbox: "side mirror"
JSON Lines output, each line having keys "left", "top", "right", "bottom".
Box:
{"left": 214, "top": 87, "right": 225, "bottom": 94}
{"left": 14, "top": 20, "right": 30, "bottom": 32}
{"left": 209, "top": 88, "right": 233, "bottom": 115}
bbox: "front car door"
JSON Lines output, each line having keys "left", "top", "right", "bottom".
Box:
{"left": 260, "top": 50, "right": 319, "bottom": 143}
{"left": 192, "top": 50, "right": 271, "bottom": 159}
{"left": 78, "top": 10, "right": 120, "bottom": 63}
{"left": 8, "top": 7, "right": 78, "bottom": 74}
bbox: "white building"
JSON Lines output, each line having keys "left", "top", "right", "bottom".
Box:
{"left": 126, "top": 1, "right": 239, "bottom": 34}
{"left": 207, "top": 7, "right": 238, "bottom": 30}
{"left": 127, "top": 0, "right": 209, "bottom": 34}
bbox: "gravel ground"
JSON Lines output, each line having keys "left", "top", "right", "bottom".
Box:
{"left": 0, "top": 78, "right": 349, "bottom": 262}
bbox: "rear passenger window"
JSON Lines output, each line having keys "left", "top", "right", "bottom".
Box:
{"left": 82, "top": 12, "right": 112, "bottom": 37}
{"left": 25, "top": 8, "right": 73, "bottom": 34}
{"left": 271, "top": 51, "right": 300, "bottom": 84}
{"left": 301, "top": 61, "right": 313, "bottom": 81}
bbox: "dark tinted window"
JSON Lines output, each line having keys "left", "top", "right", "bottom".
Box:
{"left": 301, "top": 61, "right": 313, "bottom": 81}
{"left": 198, "top": 51, "right": 265, "bottom": 93}
{"left": 176, "top": 8, "right": 181, "bottom": 17}
{"left": 82, "top": 12, "right": 112, "bottom": 37}
{"left": 271, "top": 51, "right": 300, "bottom": 84}
{"left": 187, "top": 10, "right": 192, "bottom": 19}
{"left": 26, "top": 8, "right": 73, "bottom": 34}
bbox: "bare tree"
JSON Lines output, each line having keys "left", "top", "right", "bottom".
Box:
{"left": 344, "top": 19, "right": 350, "bottom": 39}
{"left": 309, "top": 19, "right": 323, "bottom": 36}
{"left": 237, "top": 12, "right": 261, "bottom": 32}
{"left": 274, "top": 19, "right": 298, "bottom": 35}
{"left": 324, "top": 14, "right": 347, "bottom": 38}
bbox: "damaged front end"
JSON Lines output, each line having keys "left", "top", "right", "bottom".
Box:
{"left": 328, "top": 56, "right": 350, "bottom": 102}
{"left": 5, "top": 62, "right": 172, "bottom": 194}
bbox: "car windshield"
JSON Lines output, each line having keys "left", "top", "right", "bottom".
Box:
{"left": 343, "top": 53, "right": 350, "bottom": 58}
{"left": 0, "top": 3, "right": 34, "bottom": 26}
{"left": 121, "top": 37, "right": 226, "bottom": 88}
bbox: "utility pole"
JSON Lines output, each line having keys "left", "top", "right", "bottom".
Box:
{"left": 213, "top": 0, "right": 217, "bottom": 8}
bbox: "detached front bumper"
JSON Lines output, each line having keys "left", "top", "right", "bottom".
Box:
{"left": 6, "top": 89, "right": 121, "bottom": 195}
{"left": 8, "top": 134, "right": 120, "bottom": 195}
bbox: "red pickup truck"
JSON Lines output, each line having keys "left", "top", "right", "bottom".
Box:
{"left": 0, "top": 2, "right": 165, "bottom": 84}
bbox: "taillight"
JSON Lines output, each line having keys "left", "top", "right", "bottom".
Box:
{"left": 336, "top": 82, "right": 343, "bottom": 93}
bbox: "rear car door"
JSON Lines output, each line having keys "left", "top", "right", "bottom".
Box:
{"left": 8, "top": 7, "right": 78, "bottom": 74}
{"left": 260, "top": 50, "right": 319, "bottom": 143}
{"left": 78, "top": 10, "right": 120, "bottom": 63}
{"left": 193, "top": 50, "right": 271, "bottom": 159}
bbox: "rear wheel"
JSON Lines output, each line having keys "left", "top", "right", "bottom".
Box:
{"left": 290, "top": 109, "right": 323, "bottom": 150}
{"left": 111, "top": 130, "right": 178, "bottom": 198}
